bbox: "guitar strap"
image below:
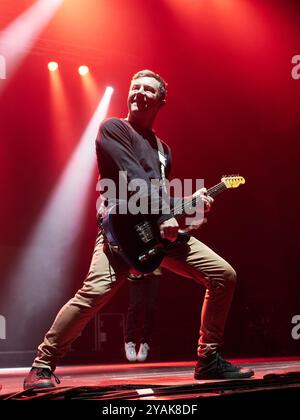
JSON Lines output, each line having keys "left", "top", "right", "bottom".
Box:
{"left": 156, "top": 137, "right": 168, "bottom": 194}
{"left": 122, "top": 119, "right": 168, "bottom": 192}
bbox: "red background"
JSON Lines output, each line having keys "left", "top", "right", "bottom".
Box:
{"left": 0, "top": 0, "right": 299, "bottom": 364}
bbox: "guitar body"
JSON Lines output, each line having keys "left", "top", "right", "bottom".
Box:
{"left": 102, "top": 202, "right": 190, "bottom": 273}
{"left": 101, "top": 176, "right": 245, "bottom": 274}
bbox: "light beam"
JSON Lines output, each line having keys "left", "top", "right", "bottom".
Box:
{"left": 4, "top": 87, "right": 114, "bottom": 344}
{"left": 0, "top": 0, "right": 63, "bottom": 93}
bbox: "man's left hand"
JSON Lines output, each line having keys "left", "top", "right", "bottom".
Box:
{"left": 193, "top": 187, "right": 214, "bottom": 213}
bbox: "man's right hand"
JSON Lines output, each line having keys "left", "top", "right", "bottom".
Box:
{"left": 159, "top": 217, "right": 179, "bottom": 242}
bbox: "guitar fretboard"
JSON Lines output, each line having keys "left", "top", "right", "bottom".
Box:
{"left": 172, "top": 182, "right": 227, "bottom": 217}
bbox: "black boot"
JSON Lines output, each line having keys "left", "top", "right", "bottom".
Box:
{"left": 23, "top": 367, "right": 61, "bottom": 390}
{"left": 194, "top": 352, "right": 254, "bottom": 380}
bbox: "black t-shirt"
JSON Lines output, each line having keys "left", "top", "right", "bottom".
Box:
{"left": 96, "top": 117, "right": 172, "bottom": 224}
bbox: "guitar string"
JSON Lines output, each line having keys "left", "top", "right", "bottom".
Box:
{"left": 170, "top": 178, "right": 243, "bottom": 216}
{"left": 170, "top": 182, "right": 227, "bottom": 216}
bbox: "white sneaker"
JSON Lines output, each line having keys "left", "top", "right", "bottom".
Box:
{"left": 125, "top": 342, "right": 137, "bottom": 362}
{"left": 137, "top": 342, "right": 150, "bottom": 362}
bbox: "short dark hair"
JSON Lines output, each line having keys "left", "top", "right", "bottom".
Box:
{"left": 131, "top": 69, "right": 168, "bottom": 101}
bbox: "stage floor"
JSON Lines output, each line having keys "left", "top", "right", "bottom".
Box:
{"left": 1, "top": 357, "right": 300, "bottom": 400}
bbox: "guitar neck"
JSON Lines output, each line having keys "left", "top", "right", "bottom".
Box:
{"left": 171, "top": 182, "right": 227, "bottom": 217}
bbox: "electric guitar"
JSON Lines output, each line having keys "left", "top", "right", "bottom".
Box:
{"left": 101, "top": 176, "right": 245, "bottom": 274}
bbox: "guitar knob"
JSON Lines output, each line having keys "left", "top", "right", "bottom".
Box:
{"left": 148, "top": 248, "right": 157, "bottom": 256}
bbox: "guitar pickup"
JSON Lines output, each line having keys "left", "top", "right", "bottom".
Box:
{"left": 138, "top": 248, "right": 158, "bottom": 262}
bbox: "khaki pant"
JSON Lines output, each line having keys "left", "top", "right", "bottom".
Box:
{"left": 33, "top": 231, "right": 236, "bottom": 371}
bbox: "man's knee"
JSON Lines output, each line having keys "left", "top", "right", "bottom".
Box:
{"left": 223, "top": 265, "right": 237, "bottom": 288}
{"left": 207, "top": 265, "right": 236, "bottom": 294}
{"left": 73, "top": 273, "right": 118, "bottom": 307}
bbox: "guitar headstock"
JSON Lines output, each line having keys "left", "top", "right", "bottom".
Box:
{"left": 221, "top": 175, "right": 245, "bottom": 189}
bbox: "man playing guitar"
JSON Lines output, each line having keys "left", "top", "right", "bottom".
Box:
{"left": 24, "top": 69, "right": 253, "bottom": 389}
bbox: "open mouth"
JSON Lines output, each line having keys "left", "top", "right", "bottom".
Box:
{"left": 131, "top": 99, "right": 148, "bottom": 110}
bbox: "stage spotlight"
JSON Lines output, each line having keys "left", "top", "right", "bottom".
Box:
{"left": 0, "top": 0, "right": 63, "bottom": 93}
{"left": 106, "top": 86, "right": 114, "bottom": 95}
{"left": 78, "top": 65, "right": 89, "bottom": 76}
{"left": 48, "top": 61, "right": 58, "bottom": 72}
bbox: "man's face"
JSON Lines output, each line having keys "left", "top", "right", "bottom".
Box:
{"left": 127, "top": 76, "right": 163, "bottom": 116}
